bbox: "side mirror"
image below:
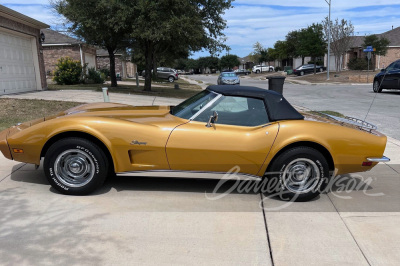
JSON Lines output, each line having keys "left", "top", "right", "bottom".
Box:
{"left": 381, "top": 68, "right": 386, "bottom": 72}
{"left": 206, "top": 111, "right": 218, "bottom": 127}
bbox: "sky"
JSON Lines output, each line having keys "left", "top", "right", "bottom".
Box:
{"left": 1, "top": 0, "right": 400, "bottom": 59}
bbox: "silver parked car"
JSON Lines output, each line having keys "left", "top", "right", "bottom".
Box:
{"left": 142, "top": 67, "right": 179, "bottom": 82}
{"left": 217, "top": 72, "right": 240, "bottom": 85}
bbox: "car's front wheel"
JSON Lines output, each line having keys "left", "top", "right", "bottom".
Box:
{"left": 319, "top": 68, "right": 323, "bottom": 72}
{"left": 265, "top": 147, "right": 330, "bottom": 202}
{"left": 256, "top": 70, "right": 260, "bottom": 74}
{"left": 44, "top": 137, "right": 109, "bottom": 195}
{"left": 373, "top": 80, "right": 382, "bottom": 93}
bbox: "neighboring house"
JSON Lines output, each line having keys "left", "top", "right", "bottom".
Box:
{"left": 325, "top": 27, "right": 400, "bottom": 71}
{"left": 239, "top": 56, "right": 255, "bottom": 70}
{"left": 0, "top": 5, "right": 48, "bottom": 95}
{"left": 41, "top": 29, "right": 97, "bottom": 76}
{"left": 96, "top": 49, "right": 137, "bottom": 78}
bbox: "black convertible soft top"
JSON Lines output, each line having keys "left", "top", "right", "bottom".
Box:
{"left": 207, "top": 85, "right": 304, "bottom": 121}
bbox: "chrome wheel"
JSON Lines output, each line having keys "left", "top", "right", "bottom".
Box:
{"left": 54, "top": 149, "right": 95, "bottom": 187}
{"left": 300, "top": 71, "right": 304, "bottom": 76}
{"left": 281, "top": 158, "right": 320, "bottom": 194}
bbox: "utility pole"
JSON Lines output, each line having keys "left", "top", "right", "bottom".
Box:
{"left": 325, "top": 0, "right": 331, "bottom": 80}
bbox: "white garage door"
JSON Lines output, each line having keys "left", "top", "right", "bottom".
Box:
{"left": 0, "top": 30, "right": 37, "bottom": 95}
{"left": 85, "top": 53, "right": 96, "bottom": 70}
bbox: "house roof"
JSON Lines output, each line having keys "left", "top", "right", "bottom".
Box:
{"left": 239, "top": 55, "right": 253, "bottom": 63}
{"left": 0, "top": 4, "right": 49, "bottom": 29}
{"left": 96, "top": 49, "right": 124, "bottom": 56}
{"left": 350, "top": 27, "right": 400, "bottom": 48}
{"left": 41, "top": 29, "right": 84, "bottom": 45}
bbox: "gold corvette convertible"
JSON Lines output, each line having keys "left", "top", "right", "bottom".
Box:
{"left": 0, "top": 85, "right": 389, "bottom": 201}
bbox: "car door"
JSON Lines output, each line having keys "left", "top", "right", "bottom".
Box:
{"left": 382, "top": 62, "right": 400, "bottom": 88}
{"left": 166, "top": 95, "right": 279, "bottom": 176}
{"left": 157, "top": 67, "right": 166, "bottom": 79}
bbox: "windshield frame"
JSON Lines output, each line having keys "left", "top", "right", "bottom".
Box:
{"left": 170, "top": 90, "right": 221, "bottom": 120}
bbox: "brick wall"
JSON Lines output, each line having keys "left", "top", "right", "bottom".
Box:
{"left": 0, "top": 15, "right": 47, "bottom": 89}
{"left": 97, "top": 56, "right": 123, "bottom": 75}
{"left": 377, "top": 47, "right": 400, "bottom": 69}
{"left": 43, "top": 46, "right": 81, "bottom": 75}
{"left": 43, "top": 44, "right": 97, "bottom": 75}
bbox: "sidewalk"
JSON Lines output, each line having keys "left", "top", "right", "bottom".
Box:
{"left": 0, "top": 89, "right": 183, "bottom": 106}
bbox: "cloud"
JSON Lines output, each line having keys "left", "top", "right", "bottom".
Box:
{"left": 1, "top": 0, "right": 399, "bottom": 58}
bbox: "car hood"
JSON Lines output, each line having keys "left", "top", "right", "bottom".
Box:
{"left": 53, "top": 102, "right": 184, "bottom": 125}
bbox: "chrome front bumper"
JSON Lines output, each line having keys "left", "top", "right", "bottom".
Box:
{"left": 367, "top": 156, "right": 390, "bottom": 162}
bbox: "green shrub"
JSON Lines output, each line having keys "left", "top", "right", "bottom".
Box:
{"left": 87, "top": 67, "right": 105, "bottom": 84}
{"left": 53, "top": 57, "right": 82, "bottom": 85}
{"left": 347, "top": 58, "right": 368, "bottom": 70}
{"left": 99, "top": 68, "right": 110, "bottom": 78}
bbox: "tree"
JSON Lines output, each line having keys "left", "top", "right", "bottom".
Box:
{"left": 285, "top": 30, "right": 302, "bottom": 60}
{"left": 362, "top": 35, "right": 390, "bottom": 70}
{"left": 250, "top": 42, "right": 266, "bottom": 64}
{"left": 298, "top": 23, "right": 326, "bottom": 73}
{"left": 131, "top": 0, "right": 232, "bottom": 91}
{"left": 53, "top": 0, "right": 136, "bottom": 87}
{"left": 273, "top": 40, "right": 288, "bottom": 67}
{"left": 266, "top": 48, "right": 276, "bottom": 66}
{"left": 322, "top": 17, "right": 354, "bottom": 72}
{"left": 220, "top": 54, "right": 240, "bottom": 70}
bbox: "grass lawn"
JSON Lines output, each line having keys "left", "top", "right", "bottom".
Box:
{"left": 0, "top": 99, "right": 82, "bottom": 131}
{"left": 48, "top": 78, "right": 202, "bottom": 99}
{"left": 290, "top": 70, "right": 376, "bottom": 83}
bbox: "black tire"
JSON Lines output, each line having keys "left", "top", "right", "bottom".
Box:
{"left": 373, "top": 80, "right": 382, "bottom": 93}
{"left": 168, "top": 76, "right": 175, "bottom": 83}
{"left": 264, "top": 147, "right": 330, "bottom": 202}
{"left": 44, "top": 137, "right": 109, "bottom": 195}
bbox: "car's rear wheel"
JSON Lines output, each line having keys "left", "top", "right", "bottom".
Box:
{"left": 300, "top": 71, "right": 305, "bottom": 76}
{"left": 265, "top": 147, "right": 330, "bottom": 202}
{"left": 373, "top": 80, "right": 382, "bottom": 93}
{"left": 168, "top": 76, "right": 175, "bottom": 83}
{"left": 44, "top": 137, "right": 109, "bottom": 195}
{"left": 319, "top": 68, "right": 323, "bottom": 72}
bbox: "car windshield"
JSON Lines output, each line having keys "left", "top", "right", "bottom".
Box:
{"left": 222, "top": 73, "right": 236, "bottom": 77}
{"left": 170, "top": 90, "right": 218, "bottom": 119}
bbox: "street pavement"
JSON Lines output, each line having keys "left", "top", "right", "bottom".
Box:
{"left": 0, "top": 83, "right": 399, "bottom": 265}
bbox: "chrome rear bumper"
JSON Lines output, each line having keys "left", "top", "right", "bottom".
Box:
{"left": 367, "top": 156, "right": 390, "bottom": 162}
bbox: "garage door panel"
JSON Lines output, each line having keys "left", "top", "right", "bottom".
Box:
{"left": 0, "top": 30, "right": 37, "bottom": 95}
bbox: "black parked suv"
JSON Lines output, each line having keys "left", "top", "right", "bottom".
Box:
{"left": 373, "top": 59, "right": 400, "bottom": 93}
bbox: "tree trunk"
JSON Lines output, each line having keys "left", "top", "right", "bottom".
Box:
{"left": 107, "top": 47, "right": 117, "bottom": 87}
{"left": 152, "top": 55, "right": 157, "bottom": 80}
{"left": 144, "top": 42, "right": 154, "bottom": 91}
{"left": 313, "top": 57, "right": 317, "bottom": 74}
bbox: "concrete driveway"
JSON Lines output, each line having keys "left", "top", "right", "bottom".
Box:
{"left": 1, "top": 88, "right": 399, "bottom": 265}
